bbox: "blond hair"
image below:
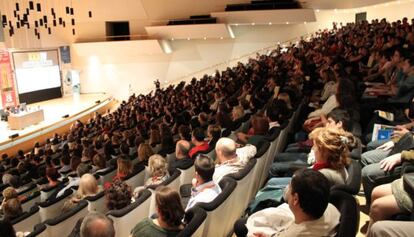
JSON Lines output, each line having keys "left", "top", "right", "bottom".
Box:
{"left": 77, "top": 174, "right": 100, "bottom": 198}
{"left": 148, "top": 154, "right": 168, "bottom": 178}
{"left": 309, "top": 127, "right": 356, "bottom": 170}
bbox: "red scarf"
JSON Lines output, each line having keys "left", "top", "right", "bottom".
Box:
{"left": 313, "top": 162, "right": 331, "bottom": 171}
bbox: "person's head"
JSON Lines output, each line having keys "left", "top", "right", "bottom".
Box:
{"left": 46, "top": 167, "right": 60, "bottom": 182}
{"left": 178, "top": 125, "right": 192, "bottom": 141}
{"left": 284, "top": 169, "right": 331, "bottom": 221}
{"left": 251, "top": 115, "right": 270, "bottom": 135}
{"left": 2, "top": 173, "right": 13, "bottom": 186}
{"left": 194, "top": 155, "right": 215, "bottom": 184}
{"left": 3, "top": 198, "right": 22, "bottom": 220}
{"left": 155, "top": 186, "right": 185, "bottom": 228}
{"left": 80, "top": 212, "right": 115, "bottom": 237}
{"left": 8, "top": 176, "right": 20, "bottom": 189}
{"left": 402, "top": 55, "right": 414, "bottom": 74}
{"left": 191, "top": 127, "right": 206, "bottom": 144}
{"left": 61, "top": 154, "right": 71, "bottom": 166}
{"left": 116, "top": 155, "right": 133, "bottom": 176}
{"left": 2, "top": 187, "right": 18, "bottom": 201}
{"left": 0, "top": 220, "right": 16, "bottom": 237}
{"left": 207, "top": 124, "right": 221, "bottom": 141}
{"left": 232, "top": 106, "right": 245, "bottom": 121}
{"left": 137, "top": 143, "right": 154, "bottom": 162}
{"left": 336, "top": 78, "right": 356, "bottom": 109}
{"left": 309, "top": 127, "right": 356, "bottom": 170}
{"left": 77, "top": 163, "right": 91, "bottom": 178}
{"left": 175, "top": 140, "right": 191, "bottom": 159}
{"left": 70, "top": 156, "right": 82, "bottom": 172}
{"left": 148, "top": 154, "right": 168, "bottom": 178}
{"left": 326, "top": 109, "right": 351, "bottom": 131}
{"left": 93, "top": 154, "right": 107, "bottom": 170}
{"left": 78, "top": 174, "right": 100, "bottom": 198}
{"left": 105, "top": 180, "right": 132, "bottom": 210}
{"left": 215, "top": 138, "right": 237, "bottom": 163}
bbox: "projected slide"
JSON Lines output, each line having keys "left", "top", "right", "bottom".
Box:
{"left": 13, "top": 50, "right": 62, "bottom": 104}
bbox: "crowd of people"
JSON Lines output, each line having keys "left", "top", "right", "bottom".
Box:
{"left": 0, "top": 17, "right": 414, "bottom": 237}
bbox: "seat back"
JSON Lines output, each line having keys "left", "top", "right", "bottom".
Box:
{"left": 39, "top": 189, "right": 73, "bottom": 222}
{"left": 331, "top": 159, "right": 361, "bottom": 195}
{"left": 21, "top": 191, "right": 41, "bottom": 212}
{"left": 12, "top": 206, "right": 41, "bottom": 234}
{"left": 179, "top": 165, "right": 195, "bottom": 187}
{"left": 196, "top": 177, "right": 237, "bottom": 237}
{"left": 106, "top": 190, "right": 152, "bottom": 237}
{"left": 177, "top": 206, "right": 207, "bottom": 237}
{"left": 225, "top": 159, "right": 257, "bottom": 232}
{"left": 26, "top": 223, "right": 47, "bottom": 237}
{"left": 97, "top": 166, "right": 117, "bottom": 185}
{"left": 85, "top": 191, "right": 107, "bottom": 213}
{"left": 124, "top": 165, "right": 146, "bottom": 190}
{"left": 251, "top": 140, "right": 270, "bottom": 193}
{"left": 330, "top": 189, "right": 359, "bottom": 237}
{"left": 43, "top": 200, "right": 88, "bottom": 237}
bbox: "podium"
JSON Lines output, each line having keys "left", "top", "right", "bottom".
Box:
{"left": 8, "top": 109, "right": 45, "bottom": 130}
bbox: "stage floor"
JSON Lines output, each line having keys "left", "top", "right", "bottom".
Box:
{"left": 0, "top": 93, "right": 110, "bottom": 144}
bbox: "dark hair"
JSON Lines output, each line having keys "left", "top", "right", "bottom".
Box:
{"left": 77, "top": 163, "right": 91, "bottom": 177}
{"left": 105, "top": 180, "right": 132, "bottom": 210}
{"left": 155, "top": 186, "right": 185, "bottom": 228}
{"left": 192, "top": 127, "right": 205, "bottom": 142}
{"left": 178, "top": 125, "right": 192, "bottom": 141}
{"left": 0, "top": 220, "right": 16, "bottom": 237}
{"left": 336, "top": 78, "right": 356, "bottom": 109}
{"left": 61, "top": 154, "right": 71, "bottom": 166}
{"left": 327, "top": 109, "right": 351, "bottom": 131}
{"left": 290, "top": 169, "right": 330, "bottom": 219}
{"left": 194, "top": 155, "right": 215, "bottom": 182}
{"left": 46, "top": 167, "right": 60, "bottom": 181}
{"left": 93, "top": 154, "right": 106, "bottom": 169}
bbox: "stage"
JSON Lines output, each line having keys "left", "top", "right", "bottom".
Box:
{"left": 0, "top": 93, "right": 115, "bottom": 153}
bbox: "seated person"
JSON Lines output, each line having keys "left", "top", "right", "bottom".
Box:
{"left": 113, "top": 155, "right": 133, "bottom": 182}
{"left": 237, "top": 115, "right": 269, "bottom": 147}
{"left": 92, "top": 153, "right": 110, "bottom": 174}
{"left": 56, "top": 163, "right": 91, "bottom": 198}
{"left": 130, "top": 186, "right": 185, "bottom": 237}
{"left": 39, "top": 167, "right": 61, "bottom": 191}
{"left": 168, "top": 140, "right": 193, "bottom": 172}
{"left": 105, "top": 180, "right": 132, "bottom": 211}
{"left": 145, "top": 155, "right": 170, "bottom": 186}
{"left": 207, "top": 124, "right": 221, "bottom": 148}
{"left": 245, "top": 169, "right": 340, "bottom": 237}
{"left": 188, "top": 128, "right": 209, "bottom": 159}
{"left": 367, "top": 173, "right": 414, "bottom": 235}
{"left": 368, "top": 220, "right": 414, "bottom": 237}
{"left": 2, "top": 198, "right": 23, "bottom": 221}
{"left": 58, "top": 154, "right": 71, "bottom": 174}
{"left": 185, "top": 155, "right": 221, "bottom": 211}
{"left": 137, "top": 143, "right": 154, "bottom": 165}
{"left": 269, "top": 109, "right": 352, "bottom": 178}
{"left": 213, "top": 138, "right": 257, "bottom": 183}
{"left": 80, "top": 212, "right": 115, "bottom": 237}
{"left": 62, "top": 174, "right": 102, "bottom": 212}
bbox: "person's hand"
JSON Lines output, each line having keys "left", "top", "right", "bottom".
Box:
{"left": 377, "top": 141, "right": 395, "bottom": 151}
{"left": 237, "top": 132, "right": 247, "bottom": 141}
{"left": 379, "top": 153, "right": 402, "bottom": 172}
{"left": 392, "top": 126, "right": 410, "bottom": 138}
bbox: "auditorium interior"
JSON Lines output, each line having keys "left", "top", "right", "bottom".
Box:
{"left": 0, "top": 0, "right": 414, "bottom": 236}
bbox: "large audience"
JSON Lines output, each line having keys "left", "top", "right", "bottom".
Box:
{"left": 1, "top": 17, "right": 414, "bottom": 237}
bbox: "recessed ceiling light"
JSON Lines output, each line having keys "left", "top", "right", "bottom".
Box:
{"left": 220, "top": 37, "right": 223, "bottom": 40}
{"left": 187, "top": 37, "right": 190, "bottom": 40}
{"left": 268, "top": 22, "right": 272, "bottom": 25}
{"left": 235, "top": 23, "right": 239, "bottom": 26}
{"left": 171, "top": 38, "right": 174, "bottom": 41}
{"left": 251, "top": 22, "right": 255, "bottom": 26}
{"left": 203, "top": 37, "right": 207, "bottom": 40}
{"left": 286, "top": 22, "right": 289, "bottom": 24}
{"left": 316, "top": 9, "right": 320, "bottom": 12}
{"left": 304, "top": 21, "right": 307, "bottom": 24}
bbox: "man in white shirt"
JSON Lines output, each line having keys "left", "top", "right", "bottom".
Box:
{"left": 185, "top": 155, "right": 221, "bottom": 211}
{"left": 213, "top": 138, "right": 257, "bottom": 183}
{"left": 246, "top": 169, "right": 340, "bottom": 237}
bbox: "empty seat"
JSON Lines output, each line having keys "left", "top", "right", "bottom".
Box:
{"left": 43, "top": 200, "right": 88, "bottom": 237}
{"left": 11, "top": 206, "right": 41, "bottom": 234}
{"left": 39, "top": 189, "right": 73, "bottom": 222}
{"left": 195, "top": 177, "right": 237, "bottom": 237}
{"left": 124, "top": 165, "right": 146, "bottom": 190}
{"left": 106, "top": 189, "right": 152, "bottom": 237}
{"left": 85, "top": 190, "right": 107, "bottom": 213}
{"left": 177, "top": 206, "right": 207, "bottom": 237}
{"left": 21, "top": 191, "right": 41, "bottom": 212}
